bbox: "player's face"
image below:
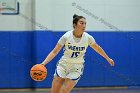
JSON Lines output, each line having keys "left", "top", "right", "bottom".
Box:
{"left": 75, "top": 18, "right": 86, "bottom": 32}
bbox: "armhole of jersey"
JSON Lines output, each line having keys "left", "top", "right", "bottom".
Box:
{"left": 87, "top": 33, "right": 96, "bottom": 46}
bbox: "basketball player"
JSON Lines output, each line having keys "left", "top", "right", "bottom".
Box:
{"left": 41, "top": 14, "right": 115, "bottom": 93}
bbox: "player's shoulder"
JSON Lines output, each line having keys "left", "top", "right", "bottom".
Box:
{"left": 84, "top": 32, "right": 96, "bottom": 44}
{"left": 65, "top": 30, "right": 73, "bottom": 34}
{"left": 63, "top": 30, "right": 73, "bottom": 37}
{"left": 83, "top": 32, "right": 93, "bottom": 37}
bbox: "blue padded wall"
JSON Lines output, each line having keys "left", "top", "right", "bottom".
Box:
{"left": 0, "top": 31, "right": 140, "bottom": 88}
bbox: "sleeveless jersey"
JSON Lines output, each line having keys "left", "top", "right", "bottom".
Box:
{"left": 58, "top": 30, "right": 95, "bottom": 63}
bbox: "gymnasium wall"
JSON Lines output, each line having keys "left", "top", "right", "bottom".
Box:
{"left": 0, "top": 0, "right": 35, "bottom": 30}
{"left": 0, "top": 0, "right": 140, "bottom": 88}
{"left": 35, "top": 0, "right": 140, "bottom": 31}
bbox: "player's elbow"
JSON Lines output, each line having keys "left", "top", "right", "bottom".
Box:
{"left": 51, "top": 43, "right": 62, "bottom": 56}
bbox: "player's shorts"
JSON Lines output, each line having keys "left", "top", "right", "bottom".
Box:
{"left": 54, "top": 59, "right": 84, "bottom": 83}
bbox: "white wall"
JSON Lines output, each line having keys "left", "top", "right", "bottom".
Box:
{"left": 35, "top": 0, "right": 52, "bottom": 31}
{"left": 0, "top": 0, "right": 140, "bottom": 31}
{"left": 35, "top": 0, "right": 140, "bottom": 31}
{"left": 0, "top": 0, "right": 34, "bottom": 31}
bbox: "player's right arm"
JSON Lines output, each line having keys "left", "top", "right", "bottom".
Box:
{"left": 41, "top": 31, "right": 68, "bottom": 65}
{"left": 41, "top": 43, "right": 63, "bottom": 65}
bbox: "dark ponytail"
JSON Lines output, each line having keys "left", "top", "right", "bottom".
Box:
{"left": 73, "top": 14, "right": 79, "bottom": 19}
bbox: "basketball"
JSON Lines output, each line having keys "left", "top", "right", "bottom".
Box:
{"left": 30, "top": 64, "right": 47, "bottom": 81}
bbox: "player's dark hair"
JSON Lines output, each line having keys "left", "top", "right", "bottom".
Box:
{"left": 73, "top": 14, "right": 85, "bottom": 28}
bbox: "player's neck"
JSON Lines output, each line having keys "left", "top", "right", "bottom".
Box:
{"left": 73, "top": 30, "right": 83, "bottom": 38}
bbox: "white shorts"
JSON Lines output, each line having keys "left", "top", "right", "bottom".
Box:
{"left": 54, "top": 59, "right": 84, "bottom": 83}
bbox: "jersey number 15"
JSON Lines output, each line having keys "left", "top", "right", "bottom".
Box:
{"left": 71, "top": 52, "right": 80, "bottom": 58}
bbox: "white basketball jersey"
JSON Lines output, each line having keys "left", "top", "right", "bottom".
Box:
{"left": 59, "top": 31, "right": 92, "bottom": 64}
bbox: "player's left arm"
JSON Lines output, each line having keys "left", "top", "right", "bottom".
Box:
{"left": 90, "top": 43, "right": 115, "bottom": 66}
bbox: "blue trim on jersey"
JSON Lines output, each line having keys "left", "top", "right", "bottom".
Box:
{"left": 56, "top": 69, "right": 60, "bottom": 77}
{"left": 72, "top": 63, "right": 85, "bottom": 81}
{"left": 72, "top": 76, "right": 81, "bottom": 80}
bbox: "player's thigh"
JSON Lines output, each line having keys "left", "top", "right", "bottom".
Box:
{"left": 61, "top": 78, "right": 76, "bottom": 93}
{"left": 51, "top": 76, "right": 65, "bottom": 93}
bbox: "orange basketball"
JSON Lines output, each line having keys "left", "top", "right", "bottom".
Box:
{"left": 30, "top": 64, "right": 47, "bottom": 81}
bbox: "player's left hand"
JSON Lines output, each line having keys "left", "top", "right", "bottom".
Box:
{"left": 107, "top": 58, "right": 115, "bottom": 66}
